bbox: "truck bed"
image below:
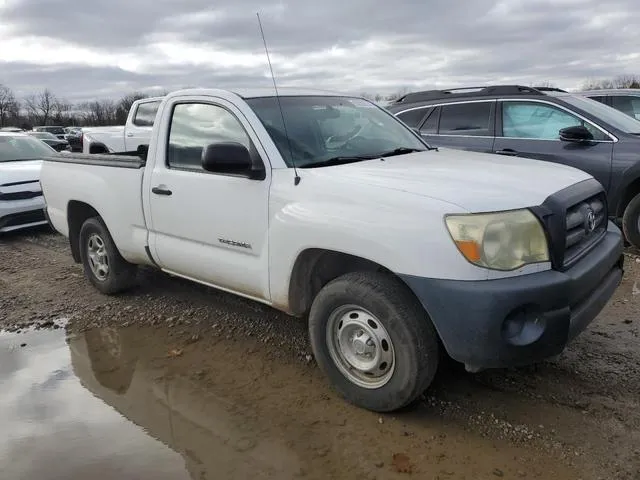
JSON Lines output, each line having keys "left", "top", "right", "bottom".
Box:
{"left": 45, "top": 151, "right": 145, "bottom": 169}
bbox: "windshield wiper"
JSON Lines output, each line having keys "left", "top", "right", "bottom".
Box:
{"left": 377, "top": 147, "right": 428, "bottom": 157}
{"left": 299, "top": 147, "right": 429, "bottom": 168}
{"left": 300, "top": 155, "right": 378, "bottom": 168}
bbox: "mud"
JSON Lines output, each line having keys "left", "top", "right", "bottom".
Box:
{"left": 1, "top": 227, "right": 639, "bottom": 479}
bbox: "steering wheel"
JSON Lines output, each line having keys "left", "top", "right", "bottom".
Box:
{"left": 264, "top": 124, "right": 316, "bottom": 159}
{"left": 325, "top": 124, "right": 364, "bottom": 150}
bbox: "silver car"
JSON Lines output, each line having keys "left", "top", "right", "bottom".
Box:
{"left": 0, "top": 132, "right": 57, "bottom": 233}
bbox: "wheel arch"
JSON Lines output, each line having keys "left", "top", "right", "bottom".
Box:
{"left": 616, "top": 176, "right": 640, "bottom": 217}
{"left": 67, "top": 200, "right": 102, "bottom": 263}
{"left": 287, "top": 248, "right": 412, "bottom": 317}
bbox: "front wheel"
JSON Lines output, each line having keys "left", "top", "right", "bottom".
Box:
{"left": 623, "top": 193, "right": 640, "bottom": 250}
{"left": 308, "top": 271, "right": 439, "bottom": 412}
{"left": 79, "top": 217, "right": 138, "bottom": 294}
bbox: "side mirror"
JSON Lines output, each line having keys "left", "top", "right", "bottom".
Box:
{"left": 201, "top": 142, "right": 255, "bottom": 176}
{"left": 559, "top": 125, "right": 593, "bottom": 142}
{"left": 136, "top": 144, "right": 149, "bottom": 161}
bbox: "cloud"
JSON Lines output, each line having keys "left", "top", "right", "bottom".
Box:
{"left": 1, "top": 0, "right": 639, "bottom": 101}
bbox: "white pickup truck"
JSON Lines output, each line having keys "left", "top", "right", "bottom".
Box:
{"left": 81, "top": 97, "right": 164, "bottom": 154}
{"left": 40, "top": 87, "right": 624, "bottom": 412}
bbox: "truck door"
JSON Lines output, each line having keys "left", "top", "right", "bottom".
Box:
{"left": 144, "top": 97, "right": 271, "bottom": 301}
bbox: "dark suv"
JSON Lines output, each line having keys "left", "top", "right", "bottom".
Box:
{"left": 386, "top": 85, "right": 640, "bottom": 249}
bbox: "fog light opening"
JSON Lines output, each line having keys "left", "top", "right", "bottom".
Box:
{"left": 502, "top": 305, "right": 547, "bottom": 346}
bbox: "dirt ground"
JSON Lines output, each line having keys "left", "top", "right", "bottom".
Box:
{"left": 1, "top": 227, "right": 639, "bottom": 480}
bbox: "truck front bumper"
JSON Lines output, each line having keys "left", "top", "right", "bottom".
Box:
{"left": 400, "top": 221, "right": 624, "bottom": 371}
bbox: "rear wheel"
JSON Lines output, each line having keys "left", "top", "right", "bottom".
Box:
{"left": 622, "top": 193, "right": 640, "bottom": 250}
{"left": 79, "top": 217, "right": 137, "bottom": 294}
{"left": 308, "top": 271, "right": 439, "bottom": 412}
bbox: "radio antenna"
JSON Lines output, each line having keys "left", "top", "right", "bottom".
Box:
{"left": 256, "top": 12, "right": 300, "bottom": 185}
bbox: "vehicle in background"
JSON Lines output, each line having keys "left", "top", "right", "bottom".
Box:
{"left": 81, "top": 97, "right": 163, "bottom": 154}
{"left": 0, "top": 127, "right": 25, "bottom": 132}
{"left": 64, "top": 127, "right": 83, "bottom": 152}
{"left": 0, "top": 132, "right": 57, "bottom": 233}
{"left": 27, "top": 131, "right": 71, "bottom": 152}
{"left": 33, "top": 125, "right": 67, "bottom": 140}
{"left": 386, "top": 84, "right": 640, "bottom": 249}
{"left": 579, "top": 89, "right": 640, "bottom": 121}
{"left": 40, "top": 88, "right": 624, "bottom": 413}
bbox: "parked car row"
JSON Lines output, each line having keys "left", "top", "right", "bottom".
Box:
{"left": 34, "top": 87, "right": 625, "bottom": 413}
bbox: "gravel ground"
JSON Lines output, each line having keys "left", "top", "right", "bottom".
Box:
{"left": 1, "top": 226, "right": 639, "bottom": 479}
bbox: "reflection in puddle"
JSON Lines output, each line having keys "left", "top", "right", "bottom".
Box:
{"left": 67, "top": 327, "right": 303, "bottom": 479}
{"left": 1, "top": 324, "right": 580, "bottom": 480}
{"left": 0, "top": 327, "right": 191, "bottom": 480}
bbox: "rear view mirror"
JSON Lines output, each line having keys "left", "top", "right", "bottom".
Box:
{"left": 201, "top": 142, "right": 264, "bottom": 179}
{"left": 559, "top": 125, "right": 593, "bottom": 142}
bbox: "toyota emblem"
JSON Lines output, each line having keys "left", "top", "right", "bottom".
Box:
{"left": 586, "top": 208, "right": 596, "bottom": 233}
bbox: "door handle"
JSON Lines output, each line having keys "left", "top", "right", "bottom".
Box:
{"left": 152, "top": 186, "right": 172, "bottom": 196}
{"left": 495, "top": 149, "right": 519, "bottom": 156}
{"left": 127, "top": 132, "right": 134, "bottom": 137}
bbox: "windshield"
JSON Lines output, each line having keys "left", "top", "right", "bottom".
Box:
{"left": 38, "top": 126, "right": 65, "bottom": 134}
{"left": 563, "top": 94, "right": 640, "bottom": 134}
{"left": 245, "top": 96, "right": 428, "bottom": 167}
{"left": 0, "top": 135, "right": 57, "bottom": 161}
{"left": 31, "top": 132, "right": 57, "bottom": 139}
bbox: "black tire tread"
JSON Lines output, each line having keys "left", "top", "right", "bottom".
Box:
{"left": 79, "top": 217, "right": 137, "bottom": 294}
{"left": 622, "top": 193, "right": 640, "bottom": 250}
{"left": 308, "top": 271, "right": 439, "bottom": 412}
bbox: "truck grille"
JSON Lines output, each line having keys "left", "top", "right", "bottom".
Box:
{"left": 0, "top": 209, "right": 46, "bottom": 229}
{"left": 563, "top": 192, "right": 607, "bottom": 267}
{"left": 530, "top": 179, "right": 609, "bottom": 271}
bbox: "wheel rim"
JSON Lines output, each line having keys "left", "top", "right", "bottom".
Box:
{"left": 326, "top": 305, "right": 395, "bottom": 389}
{"left": 87, "top": 233, "right": 109, "bottom": 280}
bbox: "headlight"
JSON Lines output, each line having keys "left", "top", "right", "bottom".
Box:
{"left": 445, "top": 209, "right": 549, "bottom": 271}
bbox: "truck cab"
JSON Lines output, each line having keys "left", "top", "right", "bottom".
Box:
{"left": 82, "top": 97, "right": 163, "bottom": 154}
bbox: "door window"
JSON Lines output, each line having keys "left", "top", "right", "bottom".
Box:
{"left": 438, "top": 102, "right": 492, "bottom": 136}
{"left": 396, "top": 108, "right": 429, "bottom": 128}
{"left": 610, "top": 95, "right": 640, "bottom": 120}
{"left": 502, "top": 102, "right": 607, "bottom": 140}
{"left": 167, "top": 103, "right": 251, "bottom": 171}
{"left": 133, "top": 101, "right": 161, "bottom": 127}
{"left": 419, "top": 108, "right": 439, "bottom": 134}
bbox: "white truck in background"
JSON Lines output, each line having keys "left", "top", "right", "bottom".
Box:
{"left": 39, "top": 87, "right": 624, "bottom": 413}
{"left": 81, "top": 97, "right": 164, "bottom": 154}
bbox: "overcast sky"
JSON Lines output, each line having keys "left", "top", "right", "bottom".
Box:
{"left": 1, "top": 0, "right": 638, "bottom": 102}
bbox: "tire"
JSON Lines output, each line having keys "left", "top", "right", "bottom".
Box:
{"left": 622, "top": 193, "right": 640, "bottom": 250}
{"left": 79, "top": 217, "right": 137, "bottom": 294}
{"left": 308, "top": 271, "right": 439, "bottom": 412}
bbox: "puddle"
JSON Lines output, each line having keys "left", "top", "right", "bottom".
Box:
{"left": 1, "top": 325, "right": 581, "bottom": 480}
{"left": 0, "top": 327, "right": 191, "bottom": 480}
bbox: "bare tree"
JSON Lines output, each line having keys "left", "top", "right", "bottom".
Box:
{"left": 531, "top": 80, "right": 557, "bottom": 88}
{"left": 581, "top": 75, "right": 640, "bottom": 90}
{"left": 24, "top": 89, "right": 57, "bottom": 125}
{"left": 115, "top": 92, "right": 148, "bottom": 124}
{"left": 52, "top": 99, "right": 73, "bottom": 125}
{"left": 0, "top": 84, "right": 19, "bottom": 127}
{"left": 77, "top": 100, "right": 118, "bottom": 126}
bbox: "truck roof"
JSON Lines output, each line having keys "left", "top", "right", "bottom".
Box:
{"left": 165, "top": 87, "right": 355, "bottom": 100}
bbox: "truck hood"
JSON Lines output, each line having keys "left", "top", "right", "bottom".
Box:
{"left": 305, "top": 148, "right": 592, "bottom": 212}
{"left": 0, "top": 160, "right": 42, "bottom": 186}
